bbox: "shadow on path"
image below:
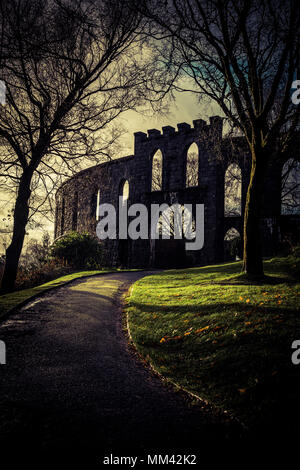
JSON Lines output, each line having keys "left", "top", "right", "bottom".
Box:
{"left": 0, "top": 271, "right": 243, "bottom": 465}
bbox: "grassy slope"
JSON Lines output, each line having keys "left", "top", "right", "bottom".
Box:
{"left": 127, "top": 258, "right": 300, "bottom": 431}
{"left": 0, "top": 269, "right": 114, "bottom": 319}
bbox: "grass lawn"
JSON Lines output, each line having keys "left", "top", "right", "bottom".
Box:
{"left": 127, "top": 256, "right": 300, "bottom": 433}
{"left": 0, "top": 269, "right": 115, "bottom": 320}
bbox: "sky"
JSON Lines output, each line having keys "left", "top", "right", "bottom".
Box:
{"left": 119, "top": 90, "right": 220, "bottom": 155}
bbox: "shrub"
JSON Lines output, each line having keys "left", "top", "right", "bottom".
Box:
{"left": 15, "top": 258, "right": 72, "bottom": 290}
{"left": 20, "top": 232, "right": 51, "bottom": 271}
{"left": 50, "top": 231, "right": 102, "bottom": 269}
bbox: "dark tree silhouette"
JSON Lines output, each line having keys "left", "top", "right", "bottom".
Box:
{"left": 136, "top": 0, "right": 300, "bottom": 278}
{"left": 0, "top": 0, "right": 159, "bottom": 291}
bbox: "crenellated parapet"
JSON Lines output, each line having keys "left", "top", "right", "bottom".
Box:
{"left": 132, "top": 119, "right": 224, "bottom": 187}
{"left": 134, "top": 116, "right": 223, "bottom": 148}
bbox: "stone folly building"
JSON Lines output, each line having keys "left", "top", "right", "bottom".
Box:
{"left": 54, "top": 117, "right": 300, "bottom": 268}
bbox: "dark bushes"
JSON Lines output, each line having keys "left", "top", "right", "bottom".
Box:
{"left": 50, "top": 231, "right": 102, "bottom": 269}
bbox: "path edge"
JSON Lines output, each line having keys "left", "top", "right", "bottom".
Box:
{"left": 123, "top": 282, "right": 249, "bottom": 435}
{"left": 0, "top": 270, "right": 138, "bottom": 323}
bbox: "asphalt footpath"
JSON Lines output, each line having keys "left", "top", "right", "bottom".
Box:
{"left": 0, "top": 271, "right": 244, "bottom": 466}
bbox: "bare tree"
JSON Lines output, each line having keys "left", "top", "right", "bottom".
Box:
{"left": 0, "top": 0, "right": 160, "bottom": 291}
{"left": 281, "top": 158, "right": 300, "bottom": 214}
{"left": 136, "top": 0, "right": 300, "bottom": 278}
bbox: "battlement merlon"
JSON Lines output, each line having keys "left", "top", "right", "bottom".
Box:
{"left": 134, "top": 131, "right": 147, "bottom": 154}
{"left": 134, "top": 116, "right": 223, "bottom": 153}
{"left": 162, "top": 125, "right": 176, "bottom": 136}
{"left": 177, "top": 122, "right": 191, "bottom": 132}
{"left": 209, "top": 116, "right": 223, "bottom": 139}
{"left": 148, "top": 128, "right": 161, "bottom": 138}
{"left": 193, "top": 119, "right": 207, "bottom": 130}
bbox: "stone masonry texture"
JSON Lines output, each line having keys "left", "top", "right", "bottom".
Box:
{"left": 54, "top": 117, "right": 300, "bottom": 268}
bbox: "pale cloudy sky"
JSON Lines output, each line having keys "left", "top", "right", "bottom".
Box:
{"left": 120, "top": 90, "right": 220, "bottom": 155}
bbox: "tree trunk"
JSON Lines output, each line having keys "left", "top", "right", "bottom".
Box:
{"left": 1, "top": 172, "right": 32, "bottom": 292}
{"left": 242, "top": 146, "right": 269, "bottom": 278}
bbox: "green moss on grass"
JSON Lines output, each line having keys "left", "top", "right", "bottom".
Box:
{"left": 127, "top": 257, "right": 300, "bottom": 430}
{"left": 0, "top": 269, "right": 114, "bottom": 319}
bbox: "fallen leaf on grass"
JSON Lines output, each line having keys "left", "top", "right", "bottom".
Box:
{"left": 195, "top": 326, "right": 210, "bottom": 333}
{"left": 160, "top": 334, "right": 183, "bottom": 343}
{"left": 169, "top": 335, "right": 182, "bottom": 341}
{"left": 212, "top": 326, "right": 222, "bottom": 332}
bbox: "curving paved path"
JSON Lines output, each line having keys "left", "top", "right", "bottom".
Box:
{"left": 0, "top": 272, "right": 242, "bottom": 464}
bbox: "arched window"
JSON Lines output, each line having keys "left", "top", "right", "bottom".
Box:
{"left": 96, "top": 189, "right": 100, "bottom": 221}
{"left": 281, "top": 158, "right": 300, "bottom": 215}
{"left": 224, "top": 163, "right": 242, "bottom": 216}
{"left": 151, "top": 150, "right": 163, "bottom": 191}
{"left": 186, "top": 143, "right": 199, "bottom": 187}
{"left": 224, "top": 227, "right": 241, "bottom": 261}
{"left": 121, "top": 180, "right": 129, "bottom": 204}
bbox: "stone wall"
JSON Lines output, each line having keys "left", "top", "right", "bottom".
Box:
{"left": 54, "top": 117, "right": 300, "bottom": 268}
